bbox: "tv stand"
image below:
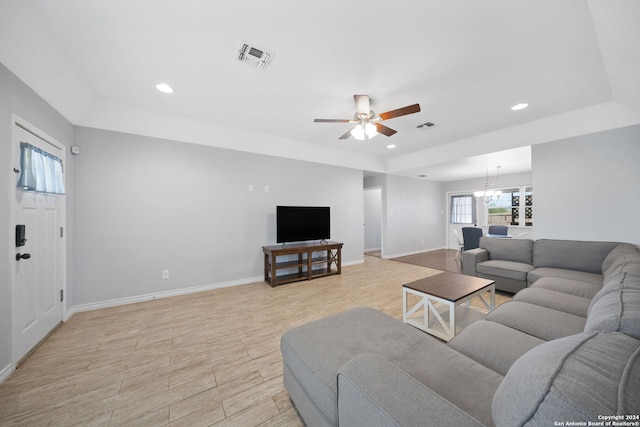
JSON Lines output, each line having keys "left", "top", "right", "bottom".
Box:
{"left": 262, "top": 241, "right": 343, "bottom": 287}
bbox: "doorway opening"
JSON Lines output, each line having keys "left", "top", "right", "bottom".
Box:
{"left": 364, "top": 187, "right": 382, "bottom": 257}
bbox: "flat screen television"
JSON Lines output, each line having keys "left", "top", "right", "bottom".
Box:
{"left": 277, "top": 206, "right": 330, "bottom": 243}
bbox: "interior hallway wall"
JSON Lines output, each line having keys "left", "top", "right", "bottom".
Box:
{"left": 383, "top": 175, "right": 445, "bottom": 257}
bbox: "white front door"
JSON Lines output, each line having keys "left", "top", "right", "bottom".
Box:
{"left": 12, "top": 118, "right": 65, "bottom": 363}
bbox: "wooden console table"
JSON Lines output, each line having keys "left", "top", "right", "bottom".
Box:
{"left": 262, "top": 241, "right": 343, "bottom": 287}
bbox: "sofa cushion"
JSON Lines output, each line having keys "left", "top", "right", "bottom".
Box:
{"left": 281, "top": 307, "right": 423, "bottom": 425}
{"left": 513, "top": 287, "right": 591, "bottom": 317}
{"left": 602, "top": 243, "right": 640, "bottom": 274}
{"left": 533, "top": 239, "right": 620, "bottom": 273}
{"left": 585, "top": 282, "right": 640, "bottom": 340}
{"left": 604, "top": 271, "right": 640, "bottom": 290}
{"left": 486, "top": 301, "right": 586, "bottom": 340}
{"left": 528, "top": 277, "right": 602, "bottom": 299}
{"left": 338, "top": 353, "right": 485, "bottom": 427}
{"left": 477, "top": 260, "right": 534, "bottom": 281}
{"left": 449, "top": 320, "right": 545, "bottom": 376}
{"left": 281, "top": 307, "right": 503, "bottom": 427}
{"left": 282, "top": 363, "right": 333, "bottom": 427}
{"left": 492, "top": 332, "right": 640, "bottom": 427}
{"left": 604, "top": 261, "right": 640, "bottom": 284}
{"left": 480, "top": 237, "right": 533, "bottom": 264}
{"left": 527, "top": 267, "right": 602, "bottom": 285}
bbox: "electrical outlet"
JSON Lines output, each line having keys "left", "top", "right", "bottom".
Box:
{"left": 162, "top": 270, "right": 169, "bottom": 279}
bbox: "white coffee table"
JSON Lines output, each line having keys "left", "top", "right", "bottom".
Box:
{"left": 403, "top": 272, "right": 495, "bottom": 342}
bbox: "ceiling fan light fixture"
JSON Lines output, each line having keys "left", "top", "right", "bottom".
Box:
{"left": 350, "top": 125, "right": 365, "bottom": 140}
{"left": 365, "top": 123, "right": 378, "bottom": 138}
{"left": 315, "top": 95, "right": 419, "bottom": 140}
{"left": 350, "top": 123, "right": 378, "bottom": 140}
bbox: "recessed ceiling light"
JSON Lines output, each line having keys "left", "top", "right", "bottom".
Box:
{"left": 511, "top": 103, "right": 528, "bottom": 111}
{"left": 387, "top": 144, "right": 396, "bottom": 149}
{"left": 156, "top": 83, "right": 174, "bottom": 94}
{"left": 418, "top": 174, "right": 428, "bottom": 178}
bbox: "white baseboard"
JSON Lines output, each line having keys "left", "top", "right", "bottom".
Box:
{"left": 383, "top": 246, "right": 445, "bottom": 259}
{"left": 343, "top": 258, "right": 364, "bottom": 267}
{"left": 69, "top": 275, "right": 264, "bottom": 315}
{"left": 66, "top": 259, "right": 366, "bottom": 318}
{"left": 0, "top": 363, "right": 15, "bottom": 384}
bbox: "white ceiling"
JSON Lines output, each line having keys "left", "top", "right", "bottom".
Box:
{"left": 1, "top": 0, "right": 639, "bottom": 181}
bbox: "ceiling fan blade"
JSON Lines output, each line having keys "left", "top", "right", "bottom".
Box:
{"left": 375, "top": 123, "right": 397, "bottom": 137}
{"left": 314, "top": 118, "right": 351, "bottom": 123}
{"left": 379, "top": 103, "right": 421, "bottom": 121}
{"left": 354, "top": 95, "right": 370, "bottom": 115}
{"left": 338, "top": 129, "right": 353, "bottom": 140}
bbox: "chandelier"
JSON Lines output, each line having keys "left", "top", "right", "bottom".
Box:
{"left": 474, "top": 166, "right": 502, "bottom": 204}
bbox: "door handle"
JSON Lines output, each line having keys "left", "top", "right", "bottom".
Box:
{"left": 16, "top": 253, "right": 31, "bottom": 261}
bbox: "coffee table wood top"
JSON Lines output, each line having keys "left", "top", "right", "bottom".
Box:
{"left": 403, "top": 272, "right": 495, "bottom": 302}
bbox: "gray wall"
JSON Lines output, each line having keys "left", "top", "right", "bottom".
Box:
{"left": 364, "top": 174, "right": 445, "bottom": 257}
{"left": 532, "top": 124, "right": 640, "bottom": 243}
{"left": 384, "top": 175, "right": 445, "bottom": 257}
{"left": 0, "top": 63, "right": 74, "bottom": 374}
{"left": 73, "top": 127, "right": 364, "bottom": 306}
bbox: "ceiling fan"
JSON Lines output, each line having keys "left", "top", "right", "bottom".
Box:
{"left": 314, "top": 95, "right": 421, "bottom": 140}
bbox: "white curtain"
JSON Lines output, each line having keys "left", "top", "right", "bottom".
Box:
{"left": 17, "top": 142, "right": 65, "bottom": 194}
{"left": 450, "top": 195, "right": 475, "bottom": 224}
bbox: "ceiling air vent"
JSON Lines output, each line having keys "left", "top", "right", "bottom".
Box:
{"left": 417, "top": 122, "right": 434, "bottom": 128}
{"left": 237, "top": 41, "right": 274, "bottom": 71}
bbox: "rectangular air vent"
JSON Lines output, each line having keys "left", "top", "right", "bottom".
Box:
{"left": 417, "top": 122, "right": 435, "bottom": 128}
{"left": 237, "top": 41, "right": 274, "bottom": 71}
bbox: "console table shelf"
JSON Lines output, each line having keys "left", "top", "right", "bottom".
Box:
{"left": 262, "top": 241, "right": 343, "bottom": 287}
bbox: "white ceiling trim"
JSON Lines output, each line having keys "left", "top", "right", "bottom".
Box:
{"left": 77, "top": 98, "right": 387, "bottom": 173}
{"left": 386, "top": 101, "right": 640, "bottom": 175}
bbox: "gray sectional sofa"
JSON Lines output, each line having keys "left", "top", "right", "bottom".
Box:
{"left": 280, "top": 239, "right": 640, "bottom": 426}
{"left": 462, "top": 237, "right": 622, "bottom": 294}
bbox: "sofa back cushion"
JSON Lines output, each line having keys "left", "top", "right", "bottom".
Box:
{"left": 533, "top": 239, "right": 621, "bottom": 274}
{"left": 602, "top": 244, "right": 640, "bottom": 282}
{"left": 602, "top": 243, "right": 640, "bottom": 274}
{"left": 480, "top": 237, "right": 533, "bottom": 264}
{"left": 605, "top": 262, "right": 640, "bottom": 283}
{"left": 585, "top": 273, "right": 640, "bottom": 340}
{"left": 492, "top": 332, "right": 640, "bottom": 427}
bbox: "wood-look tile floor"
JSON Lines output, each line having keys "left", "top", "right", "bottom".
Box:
{"left": 0, "top": 256, "right": 510, "bottom": 426}
{"left": 393, "top": 249, "right": 464, "bottom": 273}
